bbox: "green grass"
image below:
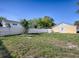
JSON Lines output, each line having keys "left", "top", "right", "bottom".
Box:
{"left": 1, "top": 33, "right": 79, "bottom": 58}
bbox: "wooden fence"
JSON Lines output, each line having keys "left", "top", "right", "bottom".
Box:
{"left": 28, "top": 28, "right": 52, "bottom": 33}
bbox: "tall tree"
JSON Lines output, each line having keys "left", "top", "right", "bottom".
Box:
{"left": 75, "top": 1, "right": 79, "bottom": 30}
{"left": 38, "top": 16, "right": 55, "bottom": 28}
{"left": 20, "top": 19, "right": 28, "bottom": 29}
{"left": 28, "top": 18, "right": 38, "bottom": 28}
{"left": 74, "top": 20, "right": 79, "bottom": 25}
{"left": 0, "top": 16, "right": 7, "bottom": 21}
{"left": 74, "top": 20, "right": 79, "bottom": 30}
{"left": 76, "top": 1, "right": 79, "bottom": 14}
{"left": 0, "top": 16, "right": 7, "bottom": 27}
{"left": 28, "top": 16, "right": 55, "bottom": 29}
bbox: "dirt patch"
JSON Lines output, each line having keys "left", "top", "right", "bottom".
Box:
{"left": 49, "top": 40, "right": 79, "bottom": 49}
{"left": 66, "top": 43, "right": 78, "bottom": 49}
{"left": 48, "top": 39, "right": 66, "bottom": 47}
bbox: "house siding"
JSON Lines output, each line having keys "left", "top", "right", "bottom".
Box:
{"left": 0, "top": 27, "right": 25, "bottom": 36}
{"left": 0, "top": 20, "right": 25, "bottom": 36}
{"left": 52, "top": 23, "right": 76, "bottom": 33}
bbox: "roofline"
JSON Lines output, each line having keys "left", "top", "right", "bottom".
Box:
{"left": 52, "top": 23, "right": 76, "bottom": 28}
{"left": 3, "top": 20, "right": 19, "bottom": 23}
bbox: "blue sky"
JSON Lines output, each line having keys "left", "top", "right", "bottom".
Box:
{"left": 0, "top": 0, "right": 78, "bottom": 24}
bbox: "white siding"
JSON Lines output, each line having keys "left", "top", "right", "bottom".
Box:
{"left": 0, "top": 20, "right": 26, "bottom": 36}
{"left": 0, "top": 26, "right": 25, "bottom": 36}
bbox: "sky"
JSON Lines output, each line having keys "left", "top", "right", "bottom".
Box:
{"left": 0, "top": 0, "right": 79, "bottom": 24}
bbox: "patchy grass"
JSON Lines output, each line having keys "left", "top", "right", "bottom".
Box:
{"left": 0, "top": 33, "right": 79, "bottom": 58}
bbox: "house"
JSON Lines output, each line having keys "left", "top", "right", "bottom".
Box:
{"left": 1, "top": 20, "right": 19, "bottom": 27}
{"left": 52, "top": 23, "right": 77, "bottom": 33}
{"left": 0, "top": 20, "right": 25, "bottom": 36}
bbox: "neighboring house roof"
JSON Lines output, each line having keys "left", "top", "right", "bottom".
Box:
{"left": 52, "top": 23, "right": 76, "bottom": 28}
{"left": 2, "top": 19, "right": 19, "bottom": 23}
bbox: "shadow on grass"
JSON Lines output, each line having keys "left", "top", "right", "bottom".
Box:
{"left": 3, "top": 34, "right": 22, "bottom": 37}
{"left": 0, "top": 40, "right": 12, "bottom": 58}
{"left": 27, "top": 33, "right": 42, "bottom": 35}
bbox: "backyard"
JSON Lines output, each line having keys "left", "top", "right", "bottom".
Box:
{"left": 0, "top": 33, "right": 79, "bottom": 58}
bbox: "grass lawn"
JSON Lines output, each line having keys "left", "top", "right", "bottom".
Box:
{"left": 0, "top": 33, "right": 79, "bottom": 58}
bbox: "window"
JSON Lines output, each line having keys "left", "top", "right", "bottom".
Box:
{"left": 13, "top": 23, "right": 17, "bottom": 26}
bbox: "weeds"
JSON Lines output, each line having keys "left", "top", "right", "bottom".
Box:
{"left": 0, "top": 33, "right": 79, "bottom": 57}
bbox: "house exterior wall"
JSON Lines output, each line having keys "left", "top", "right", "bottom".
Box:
{"left": 0, "top": 27, "right": 25, "bottom": 36}
{"left": 52, "top": 23, "right": 76, "bottom": 33}
{"left": 0, "top": 20, "right": 25, "bottom": 36}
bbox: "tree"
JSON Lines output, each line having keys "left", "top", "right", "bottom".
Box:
{"left": 0, "top": 16, "right": 7, "bottom": 27}
{"left": 38, "top": 18, "right": 43, "bottom": 28}
{"left": 0, "top": 16, "right": 7, "bottom": 21}
{"left": 74, "top": 20, "right": 79, "bottom": 30}
{"left": 76, "top": 1, "right": 79, "bottom": 14}
{"left": 20, "top": 19, "right": 28, "bottom": 29}
{"left": 27, "top": 16, "right": 55, "bottom": 29}
{"left": 74, "top": 20, "right": 79, "bottom": 25}
{"left": 38, "top": 16, "right": 55, "bottom": 28}
{"left": 28, "top": 18, "right": 38, "bottom": 28}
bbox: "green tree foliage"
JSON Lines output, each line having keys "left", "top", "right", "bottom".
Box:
{"left": 74, "top": 20, "right": 79, "bottom": 30}
{"left": 28, "top": 19, "right": 38, "bottom": 28}
{"left": 76, "top": 2, "right": 79, "bottom": 14}
{"left": 77, "top": 2, "right": 79, "bottom": 5}
{"left": 0, "top": 16, "right": 7, "bottom": 21}
{"left": 74, "top": 20, "right": 79, "bottom": 25}
{"left": 21, "top": 16, "right": 55, "bottom": 29}
{"left": 20, "top": 19, "right": 28, "bottom": 29}
{"left": 0, "top": 16, "right": 7, "bottom": 27}
{"left": 38, "top": 16, "right": 55, "bottom": 28}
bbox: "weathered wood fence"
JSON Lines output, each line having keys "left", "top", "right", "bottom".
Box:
{"left": 28, "top": 28, "right": 52, "bottom": 33}
{"left": 0, "top": 27, "right": 52, "bottom": 36}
